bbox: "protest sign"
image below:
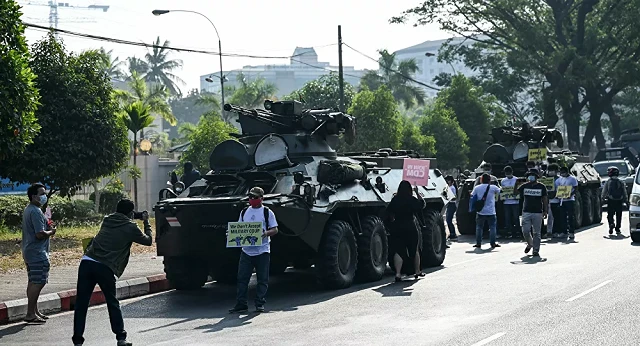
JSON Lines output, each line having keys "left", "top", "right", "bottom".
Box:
{"left": 402, "top": 158, "right": 430, "bottom": 186}
{"left": 539, "top": 177, "right": 555, "bottom": 191}
{"left": 226, "top": 221, "right": 264, "bottom": 248}
{"left": 556, "top": 185, "right": 572, "bottom": 199}
{"left": 500, "top": 186, "right": 517, "bottom": 200}
{"left": 528, "top": 148, "right": 548, "bottom": 161}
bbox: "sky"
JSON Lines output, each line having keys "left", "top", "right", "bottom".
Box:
{"left": 19, "top": 0, "right": 450, "bottom": 93}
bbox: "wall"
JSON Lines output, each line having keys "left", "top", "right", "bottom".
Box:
{"left": 134, "top": 155, "right": 179, "bottom": 214}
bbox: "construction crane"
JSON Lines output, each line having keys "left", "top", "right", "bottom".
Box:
{"left": 19, "top": 1, "right": 109, "bottom": 38}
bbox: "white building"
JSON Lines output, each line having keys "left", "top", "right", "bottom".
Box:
{"left": 200, "top": 47, "right": 366, "bottom": 98}
{"left": 393, "top": 38, "right": 475, "bottom": 98}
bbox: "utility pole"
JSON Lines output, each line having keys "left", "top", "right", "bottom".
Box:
{"left": 338, "top": 25, "right": 345, "bottom": 113}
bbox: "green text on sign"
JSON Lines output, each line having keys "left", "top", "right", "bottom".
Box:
{"left": 227, "top": 221, "right": 264, "bottom": 248}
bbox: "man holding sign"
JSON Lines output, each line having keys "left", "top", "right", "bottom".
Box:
{"left": 229, "top": 187, "right": 279, "bottom": 314}
{"left": 555, "top": 166, "right": 579, "bottom": 240}
{"left": 500, "top": 166, "right": 521, "bottom": 239}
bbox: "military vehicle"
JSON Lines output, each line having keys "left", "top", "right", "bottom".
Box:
{"left": 612, "top": 128, "right": 640, "bottom": 155}
{"left": 154, "top": 100, "right": 452, "bottom": 290}
{"left": 456, "top": 122, "right": 602, "bottom": 235}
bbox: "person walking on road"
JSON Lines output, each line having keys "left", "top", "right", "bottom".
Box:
{"left": 386, "top": 180, "right": 427, "bottom": 282}
{"left": 72, "top": 199, "right": 153, "bottom": 346}
{"left": 546, "top": 164, "right": 561, "bottom": 238}
{"left": 518, "top": 169, "right": 548, "bottom": 257}
{"left": 229, "top": 187, "right": 279, "bottom": 313}
{"left": 555, "top": 166, "right": 579, "bottom": 240}
{"left": 602, "top": 166, "right": 629, "bottom": 236}
{"left": 501, "top": 166, "right": 521, "bottom": 239}
{"left": 22, "top": 183, "right": 55, "bottom": 324}
{"left": 445, "top": 175, "right": 458, "bottom": 241}
{"left": 471, "top": 174, "right": 502, "bottom": 249}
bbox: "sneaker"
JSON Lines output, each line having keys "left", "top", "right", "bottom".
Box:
{"left": 473, "top": 244, "right": 481, "bottom": 248}
{"left": 532, "top": 252, "right": 540, "bottom": 257}
{"left": 229, "top": 305, "right": 249, "bottom": 313}
{"left": 609, "top": 229, "right": 614, "bottom": 235}
{"left": 524, "top": 245, "right": 532, "bottom": 254}
{"left": 568, "top": 233, "right": 575, "bottom": 240}
{"left": 256, "top": 305, "right": 265, "bottom": 313}
{"left": 491, "top": 243, "right": 501, "bottom": 248}
{"left": 616, "top": 230, "right": 622, "bottom": 236}
{"left": 117, "top": 341, "right": 133, "bottom": 346}
{"left": 449, "top": 236, "right": 458, "bottom": 241}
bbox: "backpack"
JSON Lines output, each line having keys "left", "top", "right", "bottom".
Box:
{"left": 608, "top": 179, "right": 625, "bottom": 201}
{"left": 241, "top": 206, "right": 270, "bottom": 230}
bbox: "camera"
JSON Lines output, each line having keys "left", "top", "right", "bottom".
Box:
{"left": 133, "top": 211, "right": 147, "bottom": 220}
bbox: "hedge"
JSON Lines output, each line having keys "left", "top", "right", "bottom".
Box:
{"left": 0, "top": 195, "right": 101, "bottom": 228}
{"left": 89, "top": 190, "right": 129, "bottom": 215}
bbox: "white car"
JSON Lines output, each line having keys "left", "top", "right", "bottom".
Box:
{"left": 628, "top": 169, "right": 640, "bottom": 242}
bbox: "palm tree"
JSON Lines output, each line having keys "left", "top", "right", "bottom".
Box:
{"left": 360, "top": 49, "right": 426, "bottom": 108}
{"left": 97, "top": 48, "right": 126, "bottom": 80}
{"left": 144, "top": 36, "right": 185, "bottom": 96}
{"left": 126, "top": 56, "right": 149, "bottom": 80}
{"left": 227, "top": 72, "right": 278, "bottom": 108}
{"left": 115, "top": 71, "right": 177, "bottom": 128}
{"left": 120, "top": 101, "right": 155, "bottom": 206}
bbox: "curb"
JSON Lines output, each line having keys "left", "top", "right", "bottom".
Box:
{"left": 0, "top": 273, "right": 170, "bottom": 325}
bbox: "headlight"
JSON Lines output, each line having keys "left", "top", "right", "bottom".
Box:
{"left": 513, "top": 141, "right": 529, "bottom": 161}
{"left": 630, "top": 193, "right": 640, "bottom": 206}
{"left": 254, "top": 134, "right": 288, "bottom": 167}
{"left": 173, "top": 182, "right": 185, "bottom": 194}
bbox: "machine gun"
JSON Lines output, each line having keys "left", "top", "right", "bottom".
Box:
{"left": 223, "top": 100, "right": 356, "bottom": 144}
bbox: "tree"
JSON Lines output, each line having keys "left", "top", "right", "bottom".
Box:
{"left": 97, "top": 47, "right": 125, "bottom": 80}
{"left": 167, "top": 89, "right": 219, "bottom": 137}
{"left": 0, "top": 33, "right": 129, "bottom": 197}
{"left": 180, "top": 114, "right": 238, "bottom": 173}
{"left": 126, "top": 56, "right": 148, "bottom": 78}
{"left": 284, "top": 73, "right": 356, "bottom": 110}
{"left": 120, "top": 101, "right": 155, "bottom": 206}
{"left": 143, "top": 37, "right": 185, "bottom": 96}
{"left": 115, "top": 71, "right": 177, "bottom": 128}
{"left": 343, "top": 86, "right": 403, "bottom": 152}
{"left": 399, "top": 117, "right": 436, "bottom": 157}
{"left": 0, "top": 0, "right": 40, "bottom": 162}
{"left": 419, "top": 104, "right": 470, "bottom": 170}
{"left": 359, "top": 49, "right": 426, "bottom": 108}
{"left": 227, "top": 73, "right": 278, "bottom": 108}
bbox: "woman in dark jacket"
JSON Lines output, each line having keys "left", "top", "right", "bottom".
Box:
{"left": 386, "top": 180, "right": 426, "bottom": 282}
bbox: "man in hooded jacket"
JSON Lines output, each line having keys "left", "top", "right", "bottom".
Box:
{"left": 72, "top": 199, "right": 152, "bottom": 346}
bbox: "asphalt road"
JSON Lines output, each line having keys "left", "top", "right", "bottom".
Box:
{"left": 2, "top": 212, "right": 639, "bottom": 346}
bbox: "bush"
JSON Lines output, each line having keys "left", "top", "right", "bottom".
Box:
{"left": 0, "top": 195, "right": 100, "bottom": 228}
{"left": 90, "top": 190, "right": 129, "bottom": 215}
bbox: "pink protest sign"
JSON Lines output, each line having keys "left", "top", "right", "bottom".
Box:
{"left": 402, "top": 158, "right": 430, "bottom": 186}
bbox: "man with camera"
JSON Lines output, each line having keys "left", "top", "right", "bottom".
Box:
{"left": 72, "top": 199, "right": 152, "bottom": 346}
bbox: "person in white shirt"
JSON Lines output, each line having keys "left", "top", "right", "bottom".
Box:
{"left": 555, "top": 166, "right": 579, "bottom": 240}
{"left": 500, "top": 166, "right": 521, "bottom": 239}
{"left": 444, "top": 176, "right": 458, "bottom": 240}
{"left": 229, "top": 187, "right": 279, "bottom": 314}
{"left": 546, "top": 164, "right": 561, "bottom": 238}
{"left": 471, "top": 174, "right": 502, "bottom": 248}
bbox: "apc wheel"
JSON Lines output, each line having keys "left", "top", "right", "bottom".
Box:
{"left": 164, "top": 257, "right": 208, "bottom": 290}
{"left": 456, "top": 198, "right": 475, "bottom": 235}
{"left": 593, "top": 189, "right": 602, "bottom": 223}
{"left": 421, "top": 210, "right": 447, "bottom": 267}
{"left": 631, "top": 233, "right": 640, "bottom": 243}
{"left": 210, "top": 250, "right": 240, "bottom": 285}
{"left": 581, "top": 189, "right": 594, "bottom": 226}
{"left": 356, "top": 215, "right": 388, "bottom": 282}
{"left": 573, "top": 190, "right": 583, "bottom": 230}
{"left": 316, "top": 220, "right": 358, "bottom": 289}
{"left": 270, "top": 258, "right": 289, "bottom": 276}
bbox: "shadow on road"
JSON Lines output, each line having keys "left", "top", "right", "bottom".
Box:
{"left": 373, "top": 279, "right": 419, "bottom": 297}
{"left": 0, "top": 323, "right": 26, "bottom": 339}
{"left": 602, "top": 235, "right": 630, "bottom": 240}
{"left": 510, "top": 256, "right": 548, "bottom": 265}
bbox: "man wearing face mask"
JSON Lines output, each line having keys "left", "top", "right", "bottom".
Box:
{"left": 546, "top": 164, "right": 561, "bottom": 238}
{"left": 501, "top": 166, "right": 521, "bottom": 239}
{"left": 518, "top": 169, "right": 548, "bottom": 256}
{"left": 555, "top": 166, "right": 579, "bottom": 240}
{"left": 22, "top": 183, "right": 55, "bottom": 324}
{"left": 72, "top": 199, "right": 152, "bottom": 346}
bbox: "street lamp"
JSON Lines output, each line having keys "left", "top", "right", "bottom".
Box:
{"left": 152, "top": 9, "right": 225, "bottom": 109}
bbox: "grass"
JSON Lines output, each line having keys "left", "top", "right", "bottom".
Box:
{"left": 0, "top": 219, "right": 157, "bottom": 274}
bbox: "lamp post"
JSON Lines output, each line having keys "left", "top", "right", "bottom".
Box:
{"left": 152, "top": 9, "right": 225, "bottom": 110}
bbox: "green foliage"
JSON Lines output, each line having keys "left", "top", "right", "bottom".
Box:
{"left": 143, "top": 37, "right": 185, "bottom": 96}
{"left": 96, "top": 47, "right": 125, "bottom": 80}
{"left": 0, "top": 33, "right": 129, "bottom": 197}
{"left": 343, "top": 86, "right": 402, "bottom": 151}
{"left": 399, "top": 117, "right": 436, "bottom": 157}
{"left": 283, "top": 73, "right": 355, "bottom": 110}
{"left": 227, "top": 72, "right": 278, "bottom": 108}
{"left": 0, "top": 0, "right": 40, "bottom": 161}
{"left": 89, "top": 190, "right": 129, "bottom": 214}
{"left": 115, "top": 71, "right": 176, "bottom": 126}
{"left": 180, "top": 114, "right": 238, "bottom": 172}
{"left": 167, "top": 89, "right": 216, "bottom": 138}
{"left": 120, "top": 101, "right": 155, "bottom": 138}
{"left": 0, "top": 195, "right": 99, "bottom": 228}
{"left": 419, "top": 104, "right": 469, "bottom": 170}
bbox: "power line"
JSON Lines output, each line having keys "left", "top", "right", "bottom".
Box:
{"left": 342, "top": 42, "right": 441, "bottom": 91}
{"left": 23, "top": 23, "right": 314, "bottom": 59}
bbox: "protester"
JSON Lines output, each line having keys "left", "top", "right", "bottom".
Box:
{"left": 180, "top": 161, "right": 201, "bottom": 188}
{"left": 601, "top": 166, "right": 629, "bottom": 236}
{"left": 546, "top": 164, "right": 561, "bottom": 238}
{"left": 229, "top": 187, "right": 279, "bottom": 313}
{"left": 518, "top": 169, "right": 548, "bottom": 256}
{"left": 474, "top": 163, "right": 498, "bottom": 187}
{"left": 72, "top": 199, "right": 153, "bottom": 346}
{"left": 386, "top": 180, "right": 427, "bottom": 282}
{"left": 500, "top": 166, "right": 521, "bottom": 239}
{"left": 555, "top": 166, "right": 579, "bottom": 240}
{"left": 470, "top": 174, "right": 502, "bottom": 248}
{"left": 21, "top": 183, "right": 55, "bottom": 324}
{"left": 445, "top": 175, "right": 458, "bottom": 240}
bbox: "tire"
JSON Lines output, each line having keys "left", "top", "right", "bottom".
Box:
{"left": 356, "top": 215, "right": 388, "bottom": 282}
{"left": 593, "top": 188, "right": 602, "bottom": 223}
{"left": 573, "top": 190, "right": 583, "bottom": 230}
{"left": 631, "top": 233, "right": 640, "bottom": 243}
{"left": 421, "top": 210, "right": 447, "bottom": 268}
{"left": 164, "top": 256, "right": 208, "bottom": 290}
{"left": 456, "top": 198, "right": 475, "bottom": 235}
{"left": 581, "top": 189, "right": 594, "bottom": 226}
{"left": 209, "top": 250, "right": 240, "bottom": 285}
{"left": 316, "top": 220, "right": 358, "bottom": 289}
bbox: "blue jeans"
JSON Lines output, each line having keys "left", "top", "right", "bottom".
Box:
{"left": 446, "top": 203, "right": 457, "bottom": 237}
{"left": 503, "top": 203, "right": 520, "bottom": 237}
{"left": 475, "top": 214, "right": 497, "bottom": 245}
{"left": 236, "top": 252, "right": 270, "bottom": 307}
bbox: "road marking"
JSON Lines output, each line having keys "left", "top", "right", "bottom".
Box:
{"left": 566, "top": 280, "right": 612, "bottom": 302}
{"left": 447, "top": 257, "right": 484, "bottom": 267}
{"left": 470, "top": 332, "right": 506, "bottom": 346}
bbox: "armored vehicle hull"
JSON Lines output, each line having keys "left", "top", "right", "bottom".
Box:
{"left": 154, "top": 101, "right": 452, "bottom": 290}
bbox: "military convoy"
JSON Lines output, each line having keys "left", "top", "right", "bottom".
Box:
{"left": 154, "top": 100, "right": 452, "bottom": 290}
{"left": 456, "top": 122, "right": 602, "bottom": 235}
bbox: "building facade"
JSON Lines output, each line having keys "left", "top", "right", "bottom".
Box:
{"left": 200, "top": 47, "right": 366, "bottom": 98}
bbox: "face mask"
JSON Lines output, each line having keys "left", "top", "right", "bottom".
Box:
{"left": 249, "top": 198, "right": 262, "bottom": 208}
{"left": 506, "top": 174, "right": 513, "bottom": 179}
{"left": 484, "top": 170, "right": 491, "bottom": 174}
{"left": 561, "top": 173, "right": 568, "bottom": 177}
{"left": 527, "top": 176, "right": 536, "bottom": 182}
{"left": 39, "top": 195, "right": 48, "bottom": 205}
{"left": 548, "top": 171, "right": 556, "bottom": 176}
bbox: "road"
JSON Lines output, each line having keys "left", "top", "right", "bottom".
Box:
{"left": 2, "top": 212, "right": 639, "bottom": 346}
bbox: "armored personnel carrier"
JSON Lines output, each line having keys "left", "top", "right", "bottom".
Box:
{"left": 456, "top": 122, "right": 602, "bottom": 235}
{"left": 154, "top": 100, "right": 452, "bottom": 290}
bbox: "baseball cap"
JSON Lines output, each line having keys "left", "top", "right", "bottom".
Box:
{"left": 249, "top": 186, "right": 264, "bottom": 198}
